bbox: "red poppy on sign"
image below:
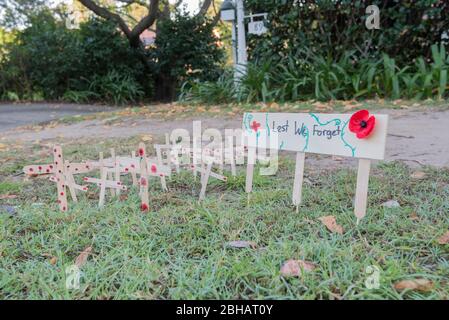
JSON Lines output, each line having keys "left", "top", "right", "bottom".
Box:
{"left": 349, "top": 110, "right": 376, "bottom": 139}
{"left": 250, "top": 121, "right": 261, "bottom": 132}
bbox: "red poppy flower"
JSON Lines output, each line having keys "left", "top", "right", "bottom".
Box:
{"left": 349, "top": 110, "right": 376, "bottom": 139}
{"left": 140, "top": 203, "right": 149, "bottom": 212}
{"left": 250, "top": 121, "right": 261, "bottom": 132}
{"left": 140, "top": 177, "right": 147, "bottom": 186}
{"left": 138, "top": 148, "right": 145, "bottom": 157}
{"left": 151, "top": 164, "right": 157, "bottom": 173}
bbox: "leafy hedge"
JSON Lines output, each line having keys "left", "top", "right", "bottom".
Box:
{"left": 182, "top": 0, "right": 449, "bottom": 103}
{"left": 245, "top": 0, "right": 449, "bottom": 64}
{"left": 0, "top": 11, "right": 225, "bottom": 104}
{"left": 0, "top": 13, "right": 148, "bottom": 104}
{"left": 181, "top": 44, "right": 449, "bottom": 103}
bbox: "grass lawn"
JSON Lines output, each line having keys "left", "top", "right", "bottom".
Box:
{"left": 0, "top": 133, "right": 448, "bottom": 300}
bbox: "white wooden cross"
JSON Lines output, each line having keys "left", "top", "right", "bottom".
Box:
{"left": 83, "top": 152, "right": 127, "bottom": 207}
{"left": 23, "top": 145, "right": 92, "bottom": 211}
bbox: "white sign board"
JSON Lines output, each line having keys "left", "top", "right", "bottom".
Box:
{"left": 243, "top": 112, "right": 388, "bottom": 160}
{"left": 248, "top": 21, "right": 267, "bottom": 35}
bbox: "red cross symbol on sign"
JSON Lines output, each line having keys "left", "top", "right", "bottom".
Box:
{"left": 250, "top": 121, "right": 261, "bottom": 132}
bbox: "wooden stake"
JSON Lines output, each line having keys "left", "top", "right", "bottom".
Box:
{"left": 108, "top": 148, "right": 117, "bottom": 197}
{"left": 245, "top": 147, "right": 256, "bottom": 195}
{"left": 227, "top": 135, "right": 236, "bottom": 176}
{"left": 130, "top": 151, "right": 138, "bottom": 186}
{"left": 113, "top": 149, "right": 121, "bottom": 196}
{"left": 64, "top": 160, "right": 78, "bottom": 202}
{"left": 354, "top": 158, "right": 371, "bottom": 224}
{"left": 138, "top": 143, "right": 149, "bottom": 212}
{"left": 199, "top": 161, "right": 213, "bottom": 201}
{"left": 292, "top": 152, "right": 306, "bottom": 213}
{"left": 53, "top": 146, "right": 67, "bottom": 212}
{"left": 98, "top": 152, "right": 107, "bottom": 207}
{"left": 155, "top": 147, "right": 168, "bottom": 191}
{"left": 191, "top": 164, "right": 227, "bottom": 182}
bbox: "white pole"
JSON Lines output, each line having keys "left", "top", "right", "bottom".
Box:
{"left": 231, "top": 21, "right": 238, "bottom": 86}
{"left": 235, "top": 0, "right": 247, "bottom": 81}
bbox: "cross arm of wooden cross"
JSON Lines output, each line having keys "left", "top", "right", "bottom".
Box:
{"left": 49, "top": 176, "right": 89, "bottom": 192}
{"left": 23, "top": 164, "right": 55, "bottom": 175}
{"left": 82, "top": 177, "right": 127, "bottom": 190}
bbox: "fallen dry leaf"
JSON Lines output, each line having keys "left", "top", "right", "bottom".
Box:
{"left": 269, "top": 102, "right": 280, "bottom": 110}
{"left": 410, "top": 171, "right": 426, "bottom": 180}
{"left": 409, "top": 212, "right": 419, "bottom": 221}
{"left": 141, "top": 134, "right": 153, "bottom": 142}
{"left": 437, "top": 231, "right": 449, "bottom": 245}
{"left": 280, "top": 259, "right": 316, "bottom": 277}
{"left": 119, "top": 194, "right": 129, "bottom": 201}
{"left": 75, "top": 246, "right": 92, "bottom": 268}
{"left": 342, "top": 101, "right": 362, "bottom": 111}
{"left": 318, "top": 215, "right": 344, "bottom": 234}
{"left": 0, "top": 194, "right": 18, "bottom": 200}
{"left": 394, "top": 278, "right": 434, "bottom": 292}
{"left": 226, "top": 240, "right": 257, "bottom": 249}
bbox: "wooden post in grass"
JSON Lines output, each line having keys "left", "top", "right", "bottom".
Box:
{"left": 98, "top": 152, "right": 107, "bottom": 207}
{"left": 226, "top": 135, "right": 237, "bottom": 176}
{"left": 245, "top": 147, "right": 256, "bottom": 205}
{"left": 199, "top": 160, "right": 213, "bottom": 201}
{"left": 155, "top": 147, "right": 168, "bottom": 191}
{"left": 138, "top": 143, "right": 149, "bottom": 212}
{"left": 64, "top": 160, "right": 78, "bottom": 202}
{"left": 292, "top": 152, "right": 306, "bottom": 213}
{"left": 53, "top": 146, "right": 68, "bottom": 212}
{"left": 354, "top": 159, "right": 371, "bottom": 224}
{"left": 130, "top": 151, "right": 138, "bottom": 186}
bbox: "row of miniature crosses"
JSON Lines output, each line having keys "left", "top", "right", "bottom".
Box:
{"left": 23, "top": 135, "right": 260, "bottom": 212}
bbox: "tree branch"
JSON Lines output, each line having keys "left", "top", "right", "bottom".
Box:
{"left": 198, "top": 0, "right": 213, "bottom": 16}
{"left": 78, "top": 0, "right": 159, "bottom": 47}
{"left": 78, "top": 0, "right": 133, "bottom": 38}
{"left": 130, "top": 0, "right": 159, "bottom": 38}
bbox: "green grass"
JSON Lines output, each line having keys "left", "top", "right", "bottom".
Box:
{"left": 0, "top": 182, "right": 21, "bottom": 194}
{"left": 0, "top": 139, "right": 448, "bottom": 299}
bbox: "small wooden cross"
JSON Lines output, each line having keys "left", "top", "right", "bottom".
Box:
{"left": 82, "top": 152, "right": 128, "bottom": 207}
{"left": 23, "top": 145, "right": 91, "bottom": 211}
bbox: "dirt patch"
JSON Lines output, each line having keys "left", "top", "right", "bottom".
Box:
{"left": 1, "top": 107, "right": 448, "bottom": 168}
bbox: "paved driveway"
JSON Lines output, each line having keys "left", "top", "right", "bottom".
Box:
{"left": 0, "top": 103, "right": 117, "bottom": 132}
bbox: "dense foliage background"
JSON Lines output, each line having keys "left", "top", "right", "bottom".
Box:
{"left": 182, "top": 0, "right": 449, "bottom": 103}
{"left": 0, "top": 6, "right": 224, "bottom": 104}
{"left": 245, "top": 0, "right": 448, "bottom": 64}
{"left": 1, "top": 0, "right": 449, "bottom": 104}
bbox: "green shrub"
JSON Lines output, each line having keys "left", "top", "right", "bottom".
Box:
{"left": 0, "top": 13, "right": 152, "bottom": 104}
{"left": 183, "top": 44, "right": 449, "bottom": 103}
{"left": 152, "top": 12, "right": 225, "bottom": 100}
{"left": 88, "top": 70, "right": 144, "bottom": 105}
{"left": 246, "top": 0, "right": 449, "bottom": 65}
{"left": 180, "top": 70, "right": 235, "bottom": 104}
